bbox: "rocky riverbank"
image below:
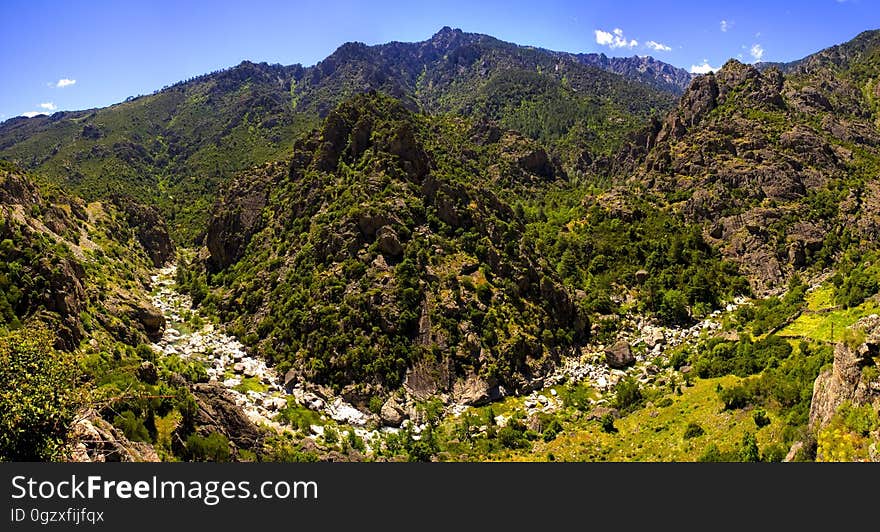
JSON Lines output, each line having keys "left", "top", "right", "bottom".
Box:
{"left": 149, "top": 264, "right": 390, "bottom": 449}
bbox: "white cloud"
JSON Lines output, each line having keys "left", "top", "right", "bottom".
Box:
{"left": 21, "top": 111, "right": 48, "bottom": 118}
{"left": 720, "top": 20, "right": 729, "bottom": 32}
{"left": 690, "top": 61, "right": 719, "bottom": 74}
{"left": 595, "top": 29, "right": 614, "bottom": 46}
{"left": 595, "top": 28, "right": 638, "bottom": 49}
{"left": 55, "top": 78, "right": 76, "bottom": 88}
{"left": 39, "top": 102, "right": 57, "bottom": 111}
{"left": 750, "top": 43, "right": 764, "bottom": 62}
{"left": 645, "top": 40, "right": 671, "bottom": 52}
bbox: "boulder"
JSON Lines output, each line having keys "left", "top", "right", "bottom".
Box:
{"left": 380, "top": 396, "right": 406, "bottom": 426}
{"left": 604, "top": 340, "right": 635, "bottom": 369}
{"left": 376, "top": 226, "right": 403, "bottom": 257}
{"left": 131, "top": 303, "right": 166, "bottom": 341}
{"left": 645, "top": 329, "right": 665, "bottom": 349}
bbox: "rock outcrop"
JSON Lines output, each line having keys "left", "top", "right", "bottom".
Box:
{"left": 110, "top": 196, "right": 175, "bottom": 267}
{"left": 637, "top": 53, "right": 880, "bottom": 293}
{"left": 205, "top": 160, "right": 286, "bottom": 272}
{"left": 179, "top": 383, "right": 266, "bottom": 452}
{"left": 808, "top": 317, "right": 880, "bottom": 430}
{"left": 68, "top": 410, "right": 160, "bottom": 462}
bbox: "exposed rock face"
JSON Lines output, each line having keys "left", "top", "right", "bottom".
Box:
{"left": 110, "top": 196, "right": 174, "bottom": 267}
{"left": 205, "top": 161, "right": 284, "bottom": 272}
{"left": 181, "top": 383, "right": 265, "bottom": 452}
{"left": 572, "top": 53, "right": 693, "bottom": 94}
{"left": 452, "top": 371, "right": 501, "bottom": 406}
{"left": 68, "top": 410, "right": 160, "bottom": 462}
{"left": 638, "top": 54, "right": 880, "bottom": 293}
{"left": 809, "top": 317, "right": 880, "bottom": 430}
{"left": 604, "top": 340, "right": 635, "bottom": 369}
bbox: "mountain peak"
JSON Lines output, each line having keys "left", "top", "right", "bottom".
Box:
{"left": 432, "top": 26, "right": 462, "bottom": 39}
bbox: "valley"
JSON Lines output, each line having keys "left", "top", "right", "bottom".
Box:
{"left": 3, "top": 26, "right": 880, "bottom": 462}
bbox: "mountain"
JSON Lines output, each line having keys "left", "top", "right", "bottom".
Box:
{"left": 571, "top": 52, "right": 693, "bottom": 94}
{"left": 0, "top": 28, "right": 683, "bottom": 243}
{"left": 194, "top": 93, "right": 588, "bottom": 404}
{"left": 628, "top": 30, "right": 880, "bottom": 294}
{"left": 4, "top": 26, "right": 880, "bottom": 463}
{"left": 0, "top": 61, "right": 310, "bottom": 243}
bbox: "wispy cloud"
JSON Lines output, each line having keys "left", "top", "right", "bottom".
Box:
{"left": 720, "top": 20, "right": 729, "bottom": 32}
{"left": 55, "top": 78, "right": 76, "bottom": 88}
{"left": 690, "top": 61, "right": 719, "bottom": 74}
{"left": 21, "top": 111, "right": 48, "bottom": 118}
{"left": 595, "top": 28, "right": 638, "bottom": 49}
{"left": 645, "top": 40, "right": 671, "bottom": 52}
{"left": 750, "top": 43, "right": 764, "bottom": 62}
{"left": 39, "top": 102, "right": 57, "bottom": 111}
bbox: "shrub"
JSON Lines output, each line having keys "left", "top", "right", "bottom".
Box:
{"left": 113, "top": 411, "right": 151, "bottom": 443}
{"left": 761, "top": 443, "right": 788, "bottom": 462}
{"left": 613, "top": 377, "right": 643, "bottom": 412}
{"left": 697, "top": 443, "right": 738, "bottom": 462}
{"left": 0, "top": 326, "right": 83, "bottom": 461}
{"left": 323, "top": 426, "right": 339, "bottom": 444}
{"left": 753, "top": 408, "right": 771, "bottom": 429}
{"left": 542, "top": 419, "right": 564, "bottom": 442}
{"left": 185, "top": 432, "right": 231, "bottom": 462}
{"left": 718, "top": 384, "right": 753, "bottom": 410}
{"left": 600, "top": 413, "right": 617, "bottom": 433}
{"left": 683, "top": 422, "right": 705, "bottom": 440}
{"left": 739, "top": 432, "right": 760, "bottom": 462}
{"left": 368, "top": 395, "right": 384, "bottom": 415}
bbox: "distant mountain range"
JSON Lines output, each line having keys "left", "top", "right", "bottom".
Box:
{"left": 0, "top": 27, "right": 687, "bottom": 242}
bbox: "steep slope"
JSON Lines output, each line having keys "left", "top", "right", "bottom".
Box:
{"left": 192, "top": 93, "right": 589, "bottom": 407}
{"left": 0, "top": 61, "right": 311, "bottom": 242}
{"left": 630, "top": 31, "right": 880, "bottom": 294}
{"left": 0, "top": 162, "right": 179, "bottom": 461}
{"left": 295, "top": 27, "right": 678, "bottom": 164}
{"left": 0, "top": 161, "right": 172, "bottom": 349}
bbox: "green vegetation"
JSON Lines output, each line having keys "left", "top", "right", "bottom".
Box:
{"left": 5, "top": 28, "right": 880, "bottom": 464}
{"left": 185, "top": 432, "right": 231, "bottom": 462}
{"left": 0, "top": 326, "right": 83, "bottom": 461}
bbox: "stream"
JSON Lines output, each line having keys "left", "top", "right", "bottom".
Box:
{"left": 148, "top": 264, "right": 387, "bottom": 449}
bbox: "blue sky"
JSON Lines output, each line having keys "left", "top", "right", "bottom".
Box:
{"left": 1, "top": 0, "right": 878, "bottom": 120}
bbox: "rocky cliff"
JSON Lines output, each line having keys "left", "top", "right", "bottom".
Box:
{"left": 809, "top": 316, "right": 880, "bottom": 430}
{"left": 632, "top": 47, "right": 880, "bottom": 293}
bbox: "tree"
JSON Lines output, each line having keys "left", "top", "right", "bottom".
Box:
{"left": 0, "top": 326, "right": 84, "bottom": 460}
{"left": 557, "top": 249, "right": 579, "bottom": 283}
{"left": 739, "top": 432, "right": 759, "bottom": 462}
